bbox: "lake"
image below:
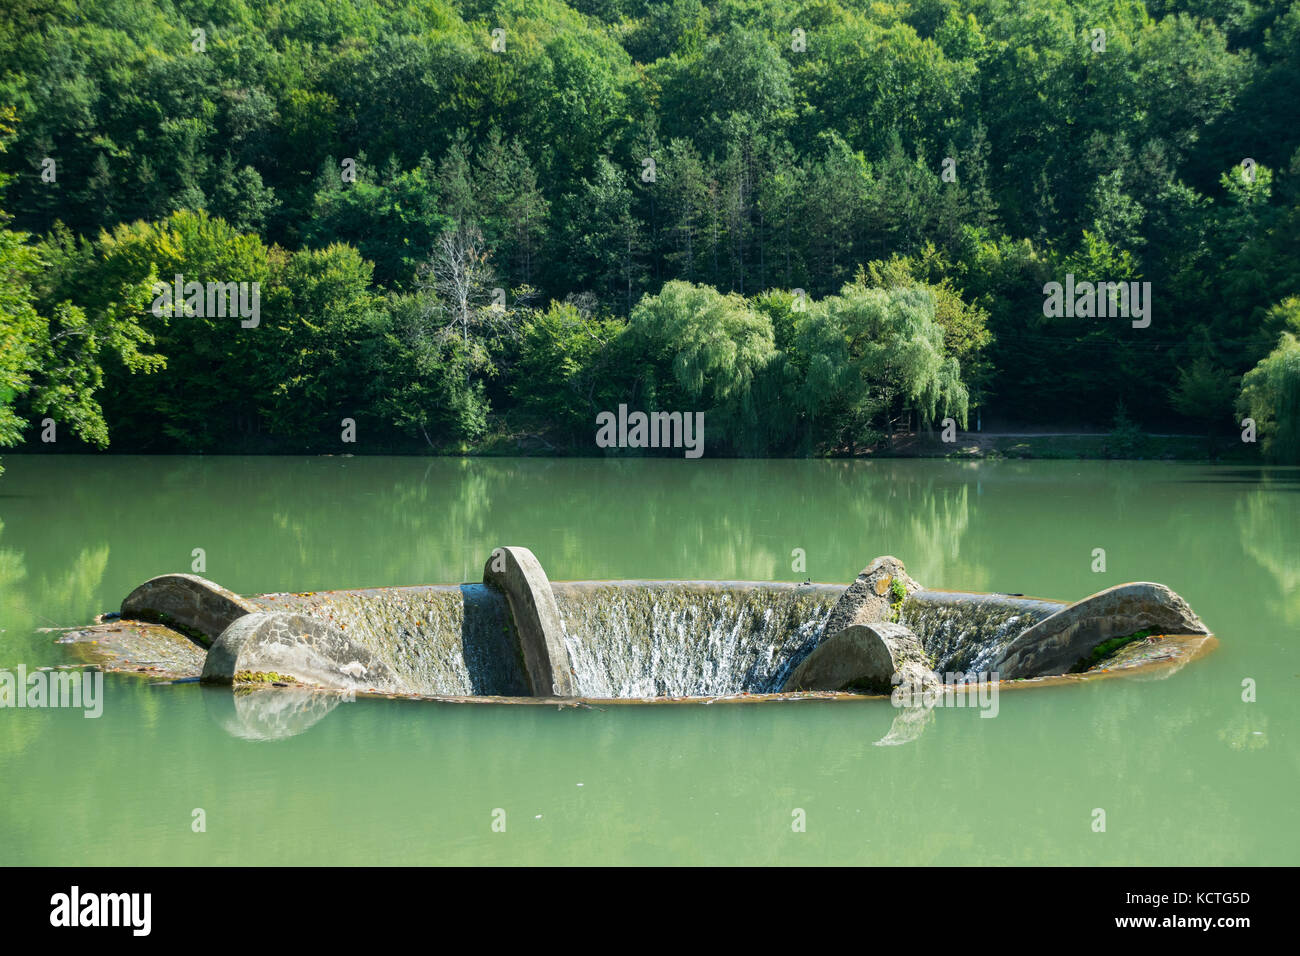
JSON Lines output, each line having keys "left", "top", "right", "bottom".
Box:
{"left": 0, "top": 455, "right": 1295, "bottom": 864}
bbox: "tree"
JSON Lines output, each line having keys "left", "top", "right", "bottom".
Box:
{"left": 476, "top": 130, "right": 550, "bottom": 288}
{"left": 0, "top": 108, "right": 161, "bottom": 467}
{"left": 554, "top": 157, "right": 645, "bottom": 311}
{"left": 0, "top": 0, "right": 1295, "bottom": 452}
{"left": 824, "top": 283, "right": 969, "bottom": 440}
{"left": 263, "top": 243, "right": 384, "bottom": 446}
{"left": 799, "top": 133, "right": 871, "bottom": 292}
{"left": 1170, "top": 357, "right": 1239, "bottom": 438}
{"left": 657, "top": 138, "right": 710, "bottom": 282}
{"left": 373, "top": 293, "right": 489, "bottom": 450}
{"left": 654, "top": 23, "right": 794, "bottom": 158}
{"left": 88, "top": 210, "right": 272, "bottom": 450}
{"left": 512, "top": 301, "right": 626, "bottom": 446}
{"left": 418, "top": 223, "right": 500, "bottom": 360}
{"left": 625, "top": 280, "right": 776, "bottom": 453}
{"left": 305, "top": 155, "right": 448, "bottom": 289}
{"left": 1237, "top": 329, "right": 1300, "bottom": 463}
{"left": 860, "top": 249, "right": 992, "bottom": 399}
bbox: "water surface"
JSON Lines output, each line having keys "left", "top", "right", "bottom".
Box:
{"left": 0, "top": 456, "right": 1294, "bottom": 864}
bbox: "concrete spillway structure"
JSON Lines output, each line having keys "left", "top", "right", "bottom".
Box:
{"left": 61, "top": 548, "right": 1215, "bottom": 706}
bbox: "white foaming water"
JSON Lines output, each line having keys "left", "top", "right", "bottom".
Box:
{"left": 900, "top": 591, "right": 1066, "bottom": 677}
{"left": 552, "top": 582, "right": 836, "bottom": 697}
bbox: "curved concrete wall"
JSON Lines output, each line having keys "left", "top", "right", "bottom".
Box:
{"left": 121, "top": 573, "right": 258, "bottom": 645}
{"left": 996, "top": 582, "right": 1210, "bottom": 678}
{"left": 781, "top": 621, "right": 938, "bottom": 694}
{"left": 202, "top": 610, "right": 405, "bottom": 693}
{"left": 483, "top": 546, "right": 574, "bottom": 697}
{"left": 253, "top": 583, "right": 528, "bottom": 697}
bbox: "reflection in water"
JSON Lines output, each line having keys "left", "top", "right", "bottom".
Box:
{"left": 899, "top": 481, "right": 980, "bottom": 589}
{"left": 0, "top": 456, "right": 989, "bottom": 604}
{"left": 4, "top": 456, "right": 1297, "bottom": 619}
{"left": 1237, "top": 486, "right": 1300, "bottom": 626}
{"left": 0, "top": 520, "right": 110, "bottom": 656}
{"left": 203, "top": 684, "right": 343, "bottom": 741}
{"left": 874, "top": 700, "right": 936, "bottom": 746}
{"left": 0, "top": 517, "right": 27, "bottom": 617}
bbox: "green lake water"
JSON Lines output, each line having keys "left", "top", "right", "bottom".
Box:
{"left": 0, "top": 455, "right": 1295, "bottom": 865}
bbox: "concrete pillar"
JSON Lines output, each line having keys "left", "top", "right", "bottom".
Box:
{"left": 483, "top": 546, "right": 574, "bottom": 697}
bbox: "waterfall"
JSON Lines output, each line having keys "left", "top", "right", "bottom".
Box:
{"left": 551, "top": 582, "right": 839, "bottom": 697}
{"left": 252, "top": 583, "right": 1070, "bottom": 697}
{"left": 901, "top": 590, "right": 1066, "bottom": 676}
{"left": 255, "top": 584, "right": 529, "bottom": 696}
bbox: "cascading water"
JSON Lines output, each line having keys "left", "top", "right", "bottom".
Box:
{"left": 255, "top": 583, "right": 1064, "bottom": 697}
{"left": 900, "top": 590, "right": 1066, "bottom": 676}
{"left": 551, "top": 582, "right": 840, "bottom": 697}
{"left": 257, "top": 584, "right": 529, "bottom": 696}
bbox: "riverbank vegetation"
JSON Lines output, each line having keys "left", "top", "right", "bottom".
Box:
{"left": 1, "top": 0, "right": 1298, "bottom": 460}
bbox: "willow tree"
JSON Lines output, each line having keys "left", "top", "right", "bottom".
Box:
{"left": 793, "top": 283, "right": 968, "bottom": 453}
{"left": 1237, "top": 323, "right": 1300, "bottom": 464}
{"left": 625, "top": 279, "right": 776, "bottom": 453}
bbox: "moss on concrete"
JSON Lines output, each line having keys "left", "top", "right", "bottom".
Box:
{"left": 1071, "top": 628, "right": 1157, "bottom": 673}
{"left": 233, "top": 670, "right": 298, "bottom": 684}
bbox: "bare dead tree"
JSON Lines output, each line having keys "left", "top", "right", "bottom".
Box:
{"left": 417, "top": 223, "right": 498, "bottom": 351}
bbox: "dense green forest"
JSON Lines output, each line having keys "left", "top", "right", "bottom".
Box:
{"left": 1, "top": 0, "right": 1299, "bottom": 459}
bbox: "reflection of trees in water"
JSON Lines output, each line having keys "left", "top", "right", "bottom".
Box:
{"left": 0, "top": 507, "right": 113, "bottom": 766}
{"left": 1, "top": 457, "right": 986, "bottom": 601}
{"left": 40, "top": 545, "right": 110, "bottom": 624}
{"left": 0, "top": 516, "right": 38, "bottom": 762}
{"left": 465, "top": 459, "right": 983, "bottom": 589}
{"left": 265, "top": 459, "right": 502, "bottom": 587}
{"left": 901, "top": 483, "right": 982, "bottom": 590}
{"left": 253, "top": 456, "right": 987, "bottom": 589}
{"left": 0, "top": 512, "right": 108, "bottom": 651}
{"left": 0, "top": 516, "right": 29, "bottom": 634}
{"left": 1235, "top": 487, "right": 1300, "bottom": 637}
{"left": 942, "top": 683, "right": 1255, "bottom": 864}
{"left": 1237, "top": 488, "right": 1300, "bottom": 626}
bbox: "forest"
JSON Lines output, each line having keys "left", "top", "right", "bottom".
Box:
{"left": 1, "top": 0, "right": 1298, "bottom": 459}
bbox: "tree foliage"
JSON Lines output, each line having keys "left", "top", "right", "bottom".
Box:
{"left": 0, "top": 0, "right": 1296, "bottom": 455}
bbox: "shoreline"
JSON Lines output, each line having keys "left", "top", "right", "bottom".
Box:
{"left": 0, "top": 432, "right": 1262, "bottom": 463}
